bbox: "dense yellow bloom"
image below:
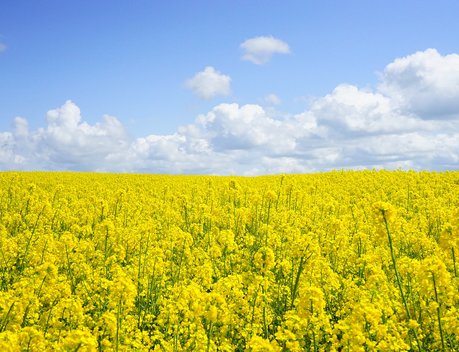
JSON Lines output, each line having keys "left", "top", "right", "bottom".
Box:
{"left": 0, "top": 170, "right": 458, "bottom": 350}
{"left": 253, "top": 247, "right": 275, "bottom": 272}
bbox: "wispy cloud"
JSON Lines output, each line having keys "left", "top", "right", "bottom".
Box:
{"left": 2, "top": 49, "right": 459, "bottom": 174}
{"left": 264, "top": 94, "right": 281, "bottom": 105}
{"left": 240, "top": 36, "right": 290, "bottom": 64}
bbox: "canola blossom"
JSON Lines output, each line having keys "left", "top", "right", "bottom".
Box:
{"left": 0, "top": 171, "right": 458, "bottom": 351}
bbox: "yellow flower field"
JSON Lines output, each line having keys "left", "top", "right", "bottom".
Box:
{"left": 0, "top": 171, "right": 458, "bottom": 351}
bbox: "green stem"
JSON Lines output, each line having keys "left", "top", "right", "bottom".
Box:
{"left": 432, "top": 273, "right": 446, "bottom": 352}
{"left": 381, "top": 210, "right": 421, "bottom": 352}
{"left": 250, "top": 284, "right": 261, "bottom": 333}
{"left": 291, "top": 256, "right": 305, "bottom": 309}
{"left": 452, "top": 247, "right": 457, "bottom": 278}
{"left": 381, "top": 211, "right": 409, "bottom": 317}
{"left": 262, "top": 283, "right": 268, "bottom": 339}
{"left": 116, "top": 298, "right": 122, "bottom": 352}
{"left": 0, "top": 301, "right": 15, "bottom": 332}
{"left": 206, "top": 322, "right": 213, "bottom": 352}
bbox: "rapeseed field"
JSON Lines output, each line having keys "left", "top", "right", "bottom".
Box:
{"left": 0, "top": 171, "right": 458, "bottom": 351}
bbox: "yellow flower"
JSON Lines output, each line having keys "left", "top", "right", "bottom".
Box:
{"left": 0, "top": 171, "right": 458, "bottom": 350}
{"left": 253, "top": 247, "right": 275, "bottom": 272}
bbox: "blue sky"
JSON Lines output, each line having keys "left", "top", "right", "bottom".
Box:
{"left": 1, "top": 1, "right": 459, "bottom": 174}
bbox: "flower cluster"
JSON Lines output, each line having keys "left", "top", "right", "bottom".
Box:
{"left": 0, "top": 170, "right": 458, "bottom": 350}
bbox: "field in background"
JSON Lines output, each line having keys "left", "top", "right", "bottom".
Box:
{"left": 0, "top": 171, "right": 458, "bottom": 351}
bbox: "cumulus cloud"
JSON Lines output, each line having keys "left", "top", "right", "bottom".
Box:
{"left": 185, "top": 66, "right": 231, "bottom": 99}
{"left": 40, "top": 101, "right": 128, "bottom": 169}
{"left": 379, "top": 49, "right": 459, "bottom": 119}
{"left": 2, "top": 49, "right": 459, "bottom": 174}
{"left": 241, "top": 36, "right": 290, "bottom": 64}
{"left": 0, "top": 132, "right": 20, "bottom": 167}
{"left": 1, "top": 100, "right": 129, "bottom": 171}
{"left": 187, "top": 103, "right": 318, "bottom": 154}
{"left": 309, "top": 84, "right": 436, "bottom": 134}
{"left": 14, "top": 117, "right": 29, "bottom": 137}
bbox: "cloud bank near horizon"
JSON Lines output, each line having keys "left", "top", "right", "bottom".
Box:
{"left": 2, "top": 49, "right": 459, "bottom": 175}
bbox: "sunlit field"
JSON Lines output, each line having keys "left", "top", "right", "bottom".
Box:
{"left": 0, "top": 171, "right": 458, "bottom": 351}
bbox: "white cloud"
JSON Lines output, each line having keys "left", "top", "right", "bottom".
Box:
{"left": 379, "top": 48, "right": 459, "bottom": 119}
{"left": 0, "top": 132, "right": 19, "bottom": 167}
{"left": 2, "top": 49, "right": 459, "bottom": 174}
{"left": 309, "top": 84, "right": 436, "bottom": 134}
{"left": 241, "top": 36, "right": 290, "bottom": 64}
{"left": 14, "top": 117, "right": 29, "bottom": 137}
{"left": 1, "top": 100, "right": 129, "bottom": 171}
{"left": 188, "top": 103, "right": 311, "bottom": 154}
{"left": 185, "top": 66, "right": 231, "bottom": 99}
{"left": 264, "top": 94, "right": 281, "bottom": 105}
{"left": 0, "top": 42, "right": 6, "bottom": 53}
{"left": 40, "top": 101, "right": 129, "bottom": 168}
